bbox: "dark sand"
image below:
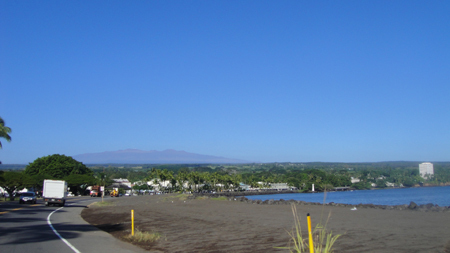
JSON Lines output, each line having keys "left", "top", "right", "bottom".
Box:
{"left": 81, "top": 195, "right": 450, "bottom": 253}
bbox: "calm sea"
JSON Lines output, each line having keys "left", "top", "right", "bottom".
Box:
{"left": 245, "top": 186, "right": 450, "bottom": 206}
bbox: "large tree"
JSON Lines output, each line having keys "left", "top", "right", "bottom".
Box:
{"left": 24, "top": 154, "right": 93, "bottom": 179}
{"left": 64, "top": 174, "right": 96, "bottom": 195}
{"left": 0, "top": 171, "right": 28, "bottom": 200}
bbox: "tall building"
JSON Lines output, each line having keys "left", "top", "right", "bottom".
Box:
{"left": 419, "top": 162, "right": 434, "bottom": 178}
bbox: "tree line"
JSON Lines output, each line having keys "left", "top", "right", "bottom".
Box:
{"left": 0, "top": 154, "right": 103, "bottom": 200}
{"left": 2, "top": 154, "right": 450, "bottom": 200}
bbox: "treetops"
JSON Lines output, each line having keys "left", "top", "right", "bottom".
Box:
{"left": 24, "top": 154, "right": 93, "bottom": 179}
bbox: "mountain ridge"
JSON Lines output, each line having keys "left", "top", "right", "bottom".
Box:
{"left": 72, "top": 149, "right": 249, "bottom": 164}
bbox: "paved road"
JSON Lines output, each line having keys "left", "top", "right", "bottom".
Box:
{"left": 0, "top": 197, "right": 147, "bottom": 253}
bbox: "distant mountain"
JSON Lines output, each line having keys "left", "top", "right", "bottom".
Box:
{"left": 72, "top": 149, "right": 249, "bottom": 164}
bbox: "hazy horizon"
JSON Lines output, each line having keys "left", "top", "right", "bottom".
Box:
{"left": 0, "top": 148, "right": 447, "bottom": 165}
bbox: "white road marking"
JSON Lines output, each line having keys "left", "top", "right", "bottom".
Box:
{"left": 47, "top": 206, "right": 81, "bottom": 253}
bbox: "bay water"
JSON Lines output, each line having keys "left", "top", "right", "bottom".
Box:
{"left": 245, "top": 186, "right": 450, "bottom": 206}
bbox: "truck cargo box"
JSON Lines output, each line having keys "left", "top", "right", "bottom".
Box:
{"left": 43, "top": 179, "right": 68, "bottom": 206}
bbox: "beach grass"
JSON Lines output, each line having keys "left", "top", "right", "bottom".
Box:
{"left": 124, "top": 230, "right": 161, "bottom": 243}
{"left": 276, "top": 204, "right": 307, "bottom": 252}
{"left": 311, "top": 211, "right": 341, "bottom": 253}
{"left": 277, "top": 190, "right": 341, "bottom": 253}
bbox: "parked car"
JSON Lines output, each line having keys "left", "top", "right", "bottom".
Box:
{"left": 19, "top": 192, "right": 37, "bottom": 204}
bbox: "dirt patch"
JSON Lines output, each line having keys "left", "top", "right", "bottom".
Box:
{"left": 82, "top": 194, "right": 450, "bottom": 252}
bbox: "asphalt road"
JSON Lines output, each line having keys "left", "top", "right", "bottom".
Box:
{"left": 0, "top": 196, "right": 147, "bottom": 253}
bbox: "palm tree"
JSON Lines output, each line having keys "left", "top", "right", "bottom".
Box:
{"left": 152, "top": 178, "right": 161, "bottom": 191}
{"left": 165, "top": 171, "right": 175, "bottom": 192}
{"left": 176, "top": 171, "right": 188, "bottom": 192}
{"left": 188, "top": 172, "right": 202, "bottom": 192}
{"left": 169, "top": 176, "right": 178, "bottom": 192}
{"left": 222, "top": 174, "right": 235, "bottom": 191}
{"left": 210, "top": 172, "right": 222, "bottom": 192}
{"left": 232, "top": 174, "right": 242, "bottom": 191}
{"left": 145, "top": 169, "right": 161, "bottom": 192}
{"left": 158, "top": 169, "right": 170, "bottom": 192}
{"left": 0, "top": 117, "right": 12, "bottom": 149}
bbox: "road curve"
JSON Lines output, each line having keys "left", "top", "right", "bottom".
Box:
{"left": 0, "top": 197, "right": 147, "bottom": 253}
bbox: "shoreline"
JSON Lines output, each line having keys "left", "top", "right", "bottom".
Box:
{"left": 194, "top": 184, "right": 450, "bottom": 197}
{"left": 81, "top": 194, "right": 450, "bottom": 252}
{"left": 192, "top": 186, "right": 450, "bottom": 211}
{"left": 227, "top": 196, "right": 450, "bottom": 212}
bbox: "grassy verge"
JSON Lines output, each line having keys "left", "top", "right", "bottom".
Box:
{"left": 91, "top": 201, "right": 115, "bottom": 207}
{"left": 124, "top": 230, "right": 161, "bottom": 243}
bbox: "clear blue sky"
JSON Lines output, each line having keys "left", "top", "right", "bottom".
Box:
{"left": 1, "top": 1, "right": 449, "bottom": 164}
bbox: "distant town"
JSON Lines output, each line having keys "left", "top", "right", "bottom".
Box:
{"left": 1, "top": 156, "right": 449, "bottom": 198}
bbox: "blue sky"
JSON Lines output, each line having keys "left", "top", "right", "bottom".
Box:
{"left": 1, "top": 1, "right": 449, "bottom": 164}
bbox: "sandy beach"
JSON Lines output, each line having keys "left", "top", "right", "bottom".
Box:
{"left": 81, "top": 194, "right": 450, "bottom": 253}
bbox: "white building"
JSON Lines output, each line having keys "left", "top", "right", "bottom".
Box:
{"left": 419, "top": 162, "right": 434, "bottom": 178}
{"left": 351, "top": 177, "right": 360, "bottom": 184}
{"left": 146, "top": 180, "right": 173, "bottom": 192}
{"left": 269, "top": 183, "right": 292, "bottom": 190}
{"left": 112, "top": 178, "right": 132, "bottom": 188}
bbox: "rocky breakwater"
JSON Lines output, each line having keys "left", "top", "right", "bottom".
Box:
{"left": 191, "top": 194, "right": 450, "bottom": 213}
{"left": 193, "top": 190, "right": 298, "bottom": 198}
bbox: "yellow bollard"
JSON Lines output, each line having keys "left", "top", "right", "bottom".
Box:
{"left": 307, "top": 213, "right": 314, "bottom": 253}
{"left": 131, "top": 210, "right": 134, "bottom": 236}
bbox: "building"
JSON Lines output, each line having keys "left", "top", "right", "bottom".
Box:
{"left": 351, "top": 177, "right": 360, "bottom": 184}
{"left": 112, "top": 178, "right": 132, "bottom": 188}
{"left": 269, "top": 183, "right": 293, "bottom": 191}
{"left": 419, "top": 162, "right": 434, "bottom": 178}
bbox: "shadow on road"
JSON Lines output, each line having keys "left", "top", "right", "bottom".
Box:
{"left": 0, "top": 200, "right": 100, "bottom": 246}
{"left": 0, "top": 220, "right": 98, "bottom": 246}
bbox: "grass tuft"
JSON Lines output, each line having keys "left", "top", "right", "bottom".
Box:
{"left": 276, "top": 204, "right": 341, "bottom": 253}
{"left": 312, "top": 211, "right": 341, "bottom": 253}
{"left": 125, "top": 230, "right": 161, "bottom": 243}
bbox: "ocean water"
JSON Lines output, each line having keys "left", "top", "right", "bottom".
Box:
{"left": 245, "top": 186, "right": 450, "bottom": 206}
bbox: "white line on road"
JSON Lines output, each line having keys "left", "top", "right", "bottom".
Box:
{"left": 47, "top": 207, "right": 81, "bottom": 253}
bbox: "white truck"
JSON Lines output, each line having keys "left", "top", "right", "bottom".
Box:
{"left": 43, "top": 179, "right": 68, "bottom": 206}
